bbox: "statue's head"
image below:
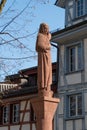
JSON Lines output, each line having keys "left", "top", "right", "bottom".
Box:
{"left": 39, "top": 23, "right": 49, "bottom": 35}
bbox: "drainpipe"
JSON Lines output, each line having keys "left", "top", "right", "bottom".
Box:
{"left": 51, "top": 42, "right": 59, "bottom": 96}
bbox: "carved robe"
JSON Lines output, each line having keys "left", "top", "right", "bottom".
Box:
{"left": 36, "top": 33, "right": 52, "bottom": 91}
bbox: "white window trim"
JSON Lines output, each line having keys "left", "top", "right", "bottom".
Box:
{"left": 65, "top": 41, "right": 83, "bottom": 74}
{"left": 75, "top": 0, "right": 87, "bottom": 18}
{"left": 69, "top": 94, "right": 82, "bottom": 117}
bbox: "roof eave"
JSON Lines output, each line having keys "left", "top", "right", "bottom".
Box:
{"left": 55, "top": 0, "right": 65, "bottom": 9}
{"left": 51, "top": 20, "right": 87, "bottom": 44}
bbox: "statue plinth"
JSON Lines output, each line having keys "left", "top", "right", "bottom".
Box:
{"left": 38, "top": 89, "right": 53, "bottom": 97}
{"left": 30, "top": 95, "right": 60, "bottom": 130}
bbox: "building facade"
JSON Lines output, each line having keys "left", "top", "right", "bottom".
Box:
{"left": 52, "top": 0, "right": 87, "bottom": 130}
{"left": 0, "top": 62, "right": 57, "bottom": 130}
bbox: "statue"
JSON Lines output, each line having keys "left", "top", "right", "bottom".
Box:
{"left": 36, "top": 23, "right": 52, "bottom": 95}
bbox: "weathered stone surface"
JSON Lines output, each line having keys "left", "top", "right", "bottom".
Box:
{"left": 31, "top": 96, "right": 60, "bottom": 130}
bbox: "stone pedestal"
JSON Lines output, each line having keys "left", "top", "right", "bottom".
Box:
{"left": 31, "top": 96, "right": 60, "bottom": 130}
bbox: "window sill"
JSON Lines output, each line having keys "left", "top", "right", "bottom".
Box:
{"left": 65, "top": 69, "right": 84, "bottom": 75}
{"left": 65, "top": 115, "right": 84, "bottom": 121}
{"left": 0, "top": 122, "right": 20, "bottom": 126}
{"left": 72, "top": 14, "right": 87, "bottom": 21}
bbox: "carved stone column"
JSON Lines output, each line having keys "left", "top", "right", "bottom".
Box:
{"left": 31, "top": 95, "right": 60, "bottom": 130}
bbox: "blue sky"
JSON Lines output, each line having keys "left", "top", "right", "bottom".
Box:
{"left": 0, "top": 0, "right": 65, "bottom": 80}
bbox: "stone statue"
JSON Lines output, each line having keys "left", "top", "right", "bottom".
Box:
{"left": 36, "top": 23, "right": 52, "bottom": 95}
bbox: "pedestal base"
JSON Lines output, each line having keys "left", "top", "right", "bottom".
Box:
{"left": 30, "top": 96, "right": 60, "bottom": 130}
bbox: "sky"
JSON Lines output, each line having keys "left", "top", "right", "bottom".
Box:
{"left": 0, "top": 0, "right": 65, "bottom": 81}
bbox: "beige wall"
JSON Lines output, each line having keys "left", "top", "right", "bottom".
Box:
{"left": 20, "top": 100, "right": 30, "bottom": 110}
{"left": 10, "top": 125, "right": 20, "bottom": 130}
{"left": 58, "top": 118, "right": 63, "bottom": 130}
{"left": 32, "top": 124, "right": 36, "bottom": 130}
{"left": 21, "top": 124, "right": 30, "bottom": 130}
{"left": 0, "top": 127, "right": 8, "bottom": 130}
{"left": 75, "top": 119, "right": 82, "bottom": 130}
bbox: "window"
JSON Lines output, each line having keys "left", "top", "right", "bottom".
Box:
{"left": 12, "top": 104, "right": 19, "bottom": 123}
{"left": 76, "top": 0, "right": 84, "bottom": 17}
{"left": 0, "top": 104, "right": 20, "bottom": 125}
{"left": 69, "top": 94, "right": 82, "bottom": 117}
{"left": 66, "top": 43, "right": 83, "bottom": 73}
{"left": 3, "top": 105, "right": 9, "bottom": 124}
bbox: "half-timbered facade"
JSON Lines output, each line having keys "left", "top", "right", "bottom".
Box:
{"left": 0, "top": 62, "right": 57, "bottom": 130}
{"left": 52, "top": 0, "right": 87, "bottom": 130}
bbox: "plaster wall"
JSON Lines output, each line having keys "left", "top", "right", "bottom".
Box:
{"left": 84, "top": 39, "right": 87, "bottom": 82}
{"left": 20, "top": 100, "right": 30, "bottom": 110}
{"left": 58, "top": 118, "right": 63, "bottom": 130}
{"left": 75, "top": 119, "right": 82, "bottom": 130}
{"left": 24, "top": 112, "right": 30, "bottom": 122}
{"left": 32, "top": 123, "right": 36, "bottom": 130}
{"left": 0, "top": 127, "right": 8, "bottom": 130}
{"left": 20, "top": 112, "right": 30, "bottom": 122}
{"left": 66, "top": 120, "right": 73, "bottom": 130}
{"left": 58, "top": 96, "right": 64, "bottom": 115}
{"left": 10, "top": 125, "right": 20, "bottom": 130}
{"left": 65, "top": 73, "right": 81, "bottom": 85}
{"left": 21, "top": 124, "right": 30, "bottom": 130}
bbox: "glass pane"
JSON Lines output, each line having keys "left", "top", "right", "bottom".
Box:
{"left": 13, "top": 104, "right": 19, "bottom": 123}
{"left": 3, "top": 106, "right": 9, "bottom": 123}
{"left": 78, "top": 44, "right": 82, "bottom": 69}
{"left": 69, "top": 96, "right": 76, "bottom": 116}
{"left": 77, "top": 95, "right": 82, "bottom": 115}
{"left": 69, "top": 47, "right": 75, "bottom": 72}
{"left": 76, "top": 0, "right": 83, "bottom": 17}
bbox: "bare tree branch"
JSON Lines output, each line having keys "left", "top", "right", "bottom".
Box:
{"left": 0, "top": 55, "right": 37, "bottom": 60}
{"left": 0, "top": 0, "right": 32, "bottom": 32}
{"left": 0, "top": 31, "right": 37, "bottom": 47}
{"left": 0, "top": 0, "right": 51, "bottom": 81}
{"left": 1, "top": 0, "right": 15, "bottom": 16}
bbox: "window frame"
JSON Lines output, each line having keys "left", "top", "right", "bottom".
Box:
{"left": 69, "top": 94, "right": 82, "bottom": 117}
{"left": 65, "top": 42, "right": 83, "bottom": 74}
{"left": 12, "top": 103, "right": 19, "bottom": 124}
{"left": 76, "top": 0, "right": 84, "bottom": 17}
{"left": 65, "top": 92, "right": 84, "bottom": 120}
{"left": 74, "top": 0, "right": 87, "bottom": 18}
{"left": 3, "top": 105, "right": 10, "bottom": 124}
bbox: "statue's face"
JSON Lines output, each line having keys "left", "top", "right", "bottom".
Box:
{"left": 39, "top": 23, "right": 49, "bottom": 35}
{"left": 44, "top": 25, "right": 49, "bottom": 34}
